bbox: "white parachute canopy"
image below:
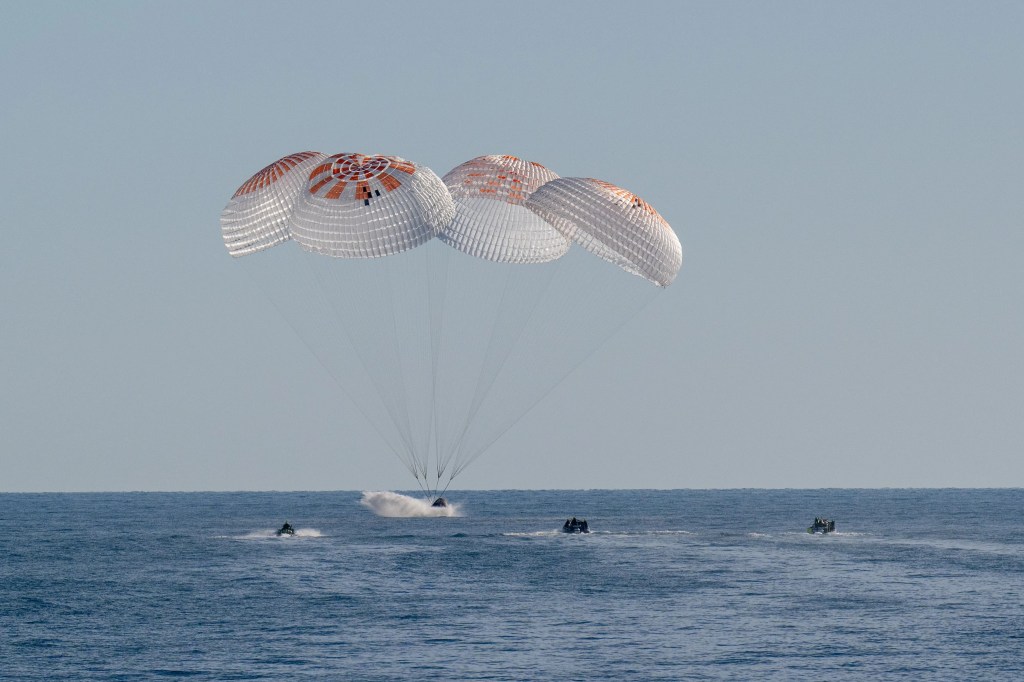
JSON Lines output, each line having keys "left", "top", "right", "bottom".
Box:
{"left": 525, "top": 177, "right": 683, "bottom": 287}
{"left": 221, "top": 152, "right": 682, "bottom": 498}
{"left": 440, "top": 155, "right": 568, "bottom": 263}
{"left": 220, "top": 151, "right": 328, "bottom": 257}
{"left": 291, "top": 153, "right": 453, "bottom": 258}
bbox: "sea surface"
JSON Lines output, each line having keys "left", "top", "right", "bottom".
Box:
{"left": 2, "top": 489, "right": 1022, "bottom": 680}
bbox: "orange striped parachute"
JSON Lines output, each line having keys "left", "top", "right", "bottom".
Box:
{"left": 221, "top": 151, "right": 682, "bottom": 498}
{"left": 221, "top": 152, "right": 327, "bottom": 257}
{"left": 440, "top": 155, "right": 567, "bottom": 263}
{"left": 525, "top": 177, "right": 682, "bottom": 287}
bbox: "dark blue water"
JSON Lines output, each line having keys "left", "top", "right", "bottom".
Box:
{"left": 2, "top": 489, "right": 1022, "bottom": 680}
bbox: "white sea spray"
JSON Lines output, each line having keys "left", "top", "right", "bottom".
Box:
{"left": 359, "top": 490, "right": 460, "bottom": 517}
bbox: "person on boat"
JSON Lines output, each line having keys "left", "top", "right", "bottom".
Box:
{"left": 278, "top": 521, "right": 294, "bottom": 535}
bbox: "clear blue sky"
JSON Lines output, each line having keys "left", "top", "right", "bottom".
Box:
{"left": 2, "top": 1, "right": 1022, "bottom": 491}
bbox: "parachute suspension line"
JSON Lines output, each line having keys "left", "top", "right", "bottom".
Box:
{"left": 448, "top": 266, "right": 665, "bottom": 481}
{"left": 238, "top": 256, "right": 408, "bottom": 468}
{"left": 426, "top": 243, "right": 452, "bottom": 491}
{"left": 413, "top": 470, "right": 429, "bottom": 498}
{"left": 301, "top": 253, "right": 422, "bottom": 478}
{"left": 445, "top": 260, "right": 560, "bottom": 479}
{"left": 442, "top": 263, "right": 518, "bottom": 474}
{"left": 381, "top": 254, "right": 421, "bottom": 482}
{"left": 436, "top": 475, "right": 454, "bottom": 500}
{"left": 309, "top": 258, "right": 402, "bottom": 454}
{"left": 373, "top": 253, "right": 427, "bottom": 489}
{"left": 431, "top": 260, "right": 512, "bottom": 485}
{"left": 423, "top": 251, "right": 444, "bottom": 500}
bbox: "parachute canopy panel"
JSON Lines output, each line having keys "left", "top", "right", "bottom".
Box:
{"left": 440, "top": 155, "right": 569, "bottom": 264}
{"left": 290, "top": 153, "right": 454, "bottom": 259}
{"left": 220, "top": 152, "right": 328, "bottom": 257}
{"left": 525, "top": 178, "right": 682, "bottom": 287}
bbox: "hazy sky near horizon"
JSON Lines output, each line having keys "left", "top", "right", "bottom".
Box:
{"left": 2, "top": 1, "right": 1022, "bottom": 492}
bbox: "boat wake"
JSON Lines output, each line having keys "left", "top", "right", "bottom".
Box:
{"left": 502, "top": 529, "right": 695, "bottom": 537}
{"left": 360, "top": 491, "right": 460, "bottom": 518}
{"left": 234, "top": 528, "right": 323, "bottom": 540}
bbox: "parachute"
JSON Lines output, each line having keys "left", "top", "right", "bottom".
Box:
{"left": 221, "top": 152, "right": 327, "bottom": 256}
{"left": 221, "top": 152, "right": 682, "bottom": 498}
{"left": 440, "top": 155, "right": 567, "bottom": 263}
{"left": 291, "top": 153, "right": 453, "bottom": 258}
{"left": 525, "top": 177, "right": 682, "bottom": 287}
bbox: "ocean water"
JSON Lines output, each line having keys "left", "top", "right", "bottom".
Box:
{"left": 1, "top": 489, "right": 1022, "bottom": 680}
